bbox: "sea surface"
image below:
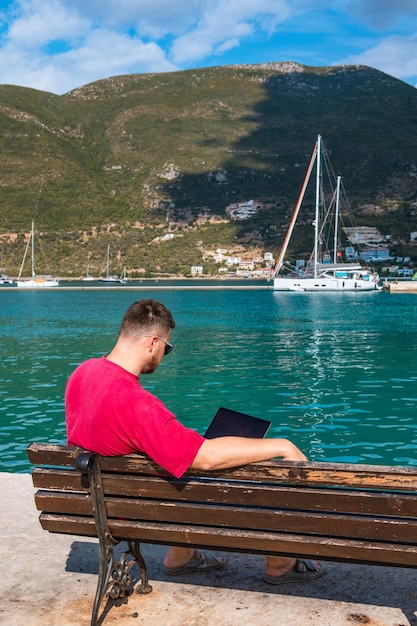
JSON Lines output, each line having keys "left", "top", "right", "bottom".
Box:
{"left": 1, "top": 282, "right": 416, "bottom": 472}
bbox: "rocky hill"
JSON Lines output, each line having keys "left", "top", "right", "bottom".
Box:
{"left": 0, "top": 62, "right": 416, "bottom": 276}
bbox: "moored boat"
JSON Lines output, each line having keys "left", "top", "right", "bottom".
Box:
{"left": 16, "top": 222, "right": 59, "bottom": 288}
{"left": 16, "top": 276, "right": 60, "bottom": 288}
{"left": 98, "top": 244, "right": 127, "bottom": 284}
{"left": 273, "top": 135, "right": 379, "bottom": 292}
{"left": 82, "top": 264, "right": 94, "bottom": 281}
{"left": 0, "top": 273, "right": 14, "bottom": 285}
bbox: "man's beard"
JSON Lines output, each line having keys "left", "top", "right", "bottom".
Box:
{"left": 141, "top": 352, "right": 160, "bottom": 374}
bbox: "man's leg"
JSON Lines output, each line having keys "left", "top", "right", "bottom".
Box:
{"left": 163, "top": 546, "right": 226, "bottom": 575}
{"left": 265, "top": 556, "right": 324, "bottom": 585}
{"left": 265, "top": 556, "right": 297, "bottom": 577}
{"left": 163, "top": 546, "right": 195, "bottom": 568}
{"left": 163, "top": 550, "right": 322, "bottom": 582}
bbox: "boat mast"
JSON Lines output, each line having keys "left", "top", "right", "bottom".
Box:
{"left": 272, "top": 138, "right": 319, "bottom": 277}
{"left": 313, "top": 135, "right": 321, "bottom": 279}
{"left": 31, "top": 221, "right": 35, "bottom": 278}
{"left": 18, "top": 225, "right": 32, "bottom": 279}
{"left": 333, "top": 176, "right": 341, "bottom": 264}
{"left": 106, "top": 244, "right": 111, "bottom": 278}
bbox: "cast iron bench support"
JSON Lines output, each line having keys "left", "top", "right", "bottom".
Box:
{"left": 75, "top": 452, "right": 152, "bottom": 626}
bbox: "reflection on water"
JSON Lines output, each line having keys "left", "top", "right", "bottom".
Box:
{"left": 0, "top": 288, "right": 416, "bottom": 471}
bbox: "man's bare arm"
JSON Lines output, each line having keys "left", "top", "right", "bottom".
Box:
{"left": 190, "top": 436, "right": 307, "bottom": 471}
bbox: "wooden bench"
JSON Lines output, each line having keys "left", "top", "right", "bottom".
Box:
{"left": 28, "top": 442, "right": 417, "bottom": 626}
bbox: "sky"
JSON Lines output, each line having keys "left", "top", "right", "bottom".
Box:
{"left": 0, "top": 0, "right": 417, "bottom": 95}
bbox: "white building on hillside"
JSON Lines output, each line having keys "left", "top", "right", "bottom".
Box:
{"left": 226, "top": 200, "right": 259, "bottom": 220}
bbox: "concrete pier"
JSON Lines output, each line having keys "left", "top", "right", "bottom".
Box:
{"left": 384, "top": 281, "right": 417, "bottom": 293}
{"left": 1, "top": 472, "right": 416, "bottom": 626}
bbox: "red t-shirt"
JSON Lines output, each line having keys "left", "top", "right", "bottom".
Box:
{"left": 65, "top": 357, "right": 205, "bottom": 478}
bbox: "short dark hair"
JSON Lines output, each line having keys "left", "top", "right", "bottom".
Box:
{"left": 119, "top": 299, "right": 175, "bottom": 338}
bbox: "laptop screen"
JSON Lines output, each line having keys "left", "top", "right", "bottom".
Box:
{"left": 204, "top": 406, "right": 271, "bottom": 439}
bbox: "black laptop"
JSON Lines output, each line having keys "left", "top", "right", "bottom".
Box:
{"left": 204, "top": 406, "right": 271, "bottom": 439}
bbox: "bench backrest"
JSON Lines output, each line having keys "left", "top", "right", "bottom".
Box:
{"left": 28, "top": 442, "right": 417, "bottom": 568}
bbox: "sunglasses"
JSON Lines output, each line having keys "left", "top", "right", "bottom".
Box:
{"left": 145, "top": 335, "right": 174, "bottom": 355}
{"left": 157, "top": 336, "right": 174, "bottom": 355}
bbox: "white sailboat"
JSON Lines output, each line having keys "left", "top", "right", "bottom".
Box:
{"left": 82, "top": 264, "right": 94, "bottom": 281}
{"left": 120, "top": 267, "right": 128, "bottom": 282}
{"left": 98, "top": 244, "right": 127, "bottom": 284}
{"left": 16, "top": 222, "right": 59, "bottom": 288}
{"left": 273, "top": 135, "right": 379, "bottom": 292}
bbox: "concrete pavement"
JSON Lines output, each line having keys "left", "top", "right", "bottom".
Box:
{"left": 1, "top": 472, "right": 416, "bottom": 626}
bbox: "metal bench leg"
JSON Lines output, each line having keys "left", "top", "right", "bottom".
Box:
{"left": 76, "top": 452, "right": 152, "bottom": 626}
{"left": 127, "top": 540, "right": 153, "bottom": 595}
{"left": 90, "top": 539, "right": 152, "bottom": 626}
{"left": 91, "top": 538, "right": 115, "bottom": 626}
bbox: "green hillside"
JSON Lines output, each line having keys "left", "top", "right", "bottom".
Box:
{"left": 1, "top": 62, "right": 416, "bottom": 277}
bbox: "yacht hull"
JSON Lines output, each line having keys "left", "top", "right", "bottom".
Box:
{"left": 274, "top": 276, "right": 379, "bottom": 291}
{"left": 16, "top": 278, "right": 59, "bottom": 288}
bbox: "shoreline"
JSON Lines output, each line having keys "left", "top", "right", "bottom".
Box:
{"left": 2, "top": 276, "right": 415, "bottom": 293}
{"left": 0, "top": 277, "right": 274, "bottom": 291}
{"left": 0, "top": 284, "right": 273, "bottom": 291}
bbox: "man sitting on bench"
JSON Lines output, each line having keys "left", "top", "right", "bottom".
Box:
{"left": 65, "top": 298, "right": 324, "bottom": 586}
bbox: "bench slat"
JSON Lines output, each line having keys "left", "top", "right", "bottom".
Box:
{"left": 38, "top": 513, "right": 417, "bottom": 568}
{"left": 32, "top": 468, "right": 417, "bottom": 518}
{"left": 100, "top": 474, "right": 417, "bottom": 517}
{"left": 28, "top": 443, "right": 82, "bottom": 467}
{"left": 32, "top": 468, "right": 86, "bottom": 491}
{"left": 27, "top": 442, "right": 417, "bottom": 490}
{"left": 34, "top": 490, "right": 417, "bottom": 543}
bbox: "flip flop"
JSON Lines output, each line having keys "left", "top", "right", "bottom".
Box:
{"left": 263, "top": 559, "right": 324, "bottom": 585}
{"left": 163, "top": 549, "right": 226, "bottom": 576}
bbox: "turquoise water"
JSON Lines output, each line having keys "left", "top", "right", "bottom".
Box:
{"left": 1, "top": 286, "right": 416, "bottom": 472}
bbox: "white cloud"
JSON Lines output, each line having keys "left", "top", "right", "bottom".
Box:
{"left": 62, "top": 29, "right": 175, "bottom": 78}
{"left": 0, "top": 0, "right": 296, "bottom": 93}
{"left": 59, "top": 0, "right": 292, "bottom": 39}
{"left": 0, "top": 0, "right": 176, "bottom": 93}
{"left": 7, "top": 0, "right": 89, "bottom": 47}
{"left": 53, "top": 0, "right": 207, "bottom": 36}
{"left": 170, "top": 0, "right": 292, "bottom": 65}
{"left": 340, "top": 33, "right": 417, "bottom": 84}
{"left": 0, "top": 0, "right": 417, "bottom": 93}
{"left": 3, "top": 33, "right": 174, "bottom": 93}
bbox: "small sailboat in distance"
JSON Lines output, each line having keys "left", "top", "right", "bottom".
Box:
{"left": 82, "top": 264, "right": 94, "bottom": 281}
{"left": 16, "top": 222, "right": 59, "bottom": 288}
{"left": 98, "top": 244, "right": 127, "bottom": 284}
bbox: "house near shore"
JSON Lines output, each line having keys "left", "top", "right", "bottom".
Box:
{"left": 359, "top": 248, "right": 394, "bottom": 263}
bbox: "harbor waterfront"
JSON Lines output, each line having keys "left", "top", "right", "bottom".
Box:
{"left": 0, "top": 283, "right": 416, "bottom": 473}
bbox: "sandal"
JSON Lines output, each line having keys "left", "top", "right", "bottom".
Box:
{"left": 263, "top": 559, "right": 324, "bottom": 585}
{"left": 163, "top": 549, "right": 226, "bottom": 576}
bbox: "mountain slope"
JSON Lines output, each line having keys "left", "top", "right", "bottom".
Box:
{"left": 0, "top": 62, "right": 416, "bottom": 276}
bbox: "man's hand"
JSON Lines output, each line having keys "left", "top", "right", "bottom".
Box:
{"left": 279, "top": 440, "right": 308, "bottom": 462}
